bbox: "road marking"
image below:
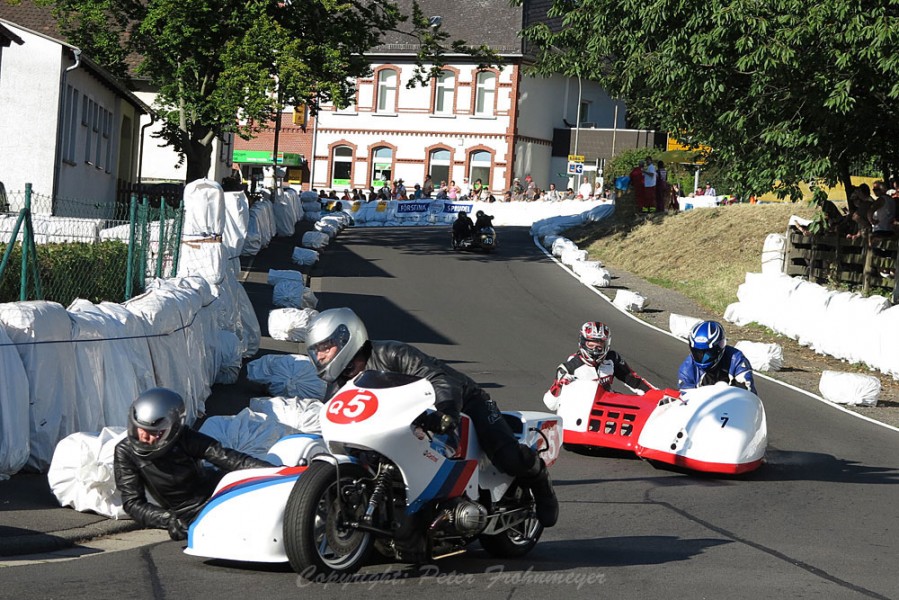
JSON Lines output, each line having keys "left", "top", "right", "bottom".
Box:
{"left": 0, "top": 529, "right": 169, "bottom": 567}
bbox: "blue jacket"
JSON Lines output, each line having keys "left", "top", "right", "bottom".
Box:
{"left": 677, "top": 345, "right": 757, "bottom": 395}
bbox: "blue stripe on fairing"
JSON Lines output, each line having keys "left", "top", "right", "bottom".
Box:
{"left": 277, "top": 433, "right": 324, "bottom": 441}
{"left": 406, "top": 460, "right": 455, "bottom": 514}
{"left": 187, "top": 474, "right": 302, "bottom": 548}
{"left": 405, "top": 460, "right": 467, "bottom": 514}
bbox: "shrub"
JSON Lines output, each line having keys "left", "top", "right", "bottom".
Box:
{"left": 0, "top": 241, "right": 130, "bottom": 305}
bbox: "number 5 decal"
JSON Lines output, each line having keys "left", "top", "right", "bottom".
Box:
{"left": 327, "top": 390, "right": 380, "bottom": 424}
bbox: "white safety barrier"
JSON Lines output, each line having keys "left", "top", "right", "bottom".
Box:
{"left": 614, "top": 289, "right": 650, "bottom": 312}
{"left": 268, "top": 308, "right": 319, "bottom": 342}
{"left": 734, "top": 340, "right": 784, "bottom": 372}
{"left": 246, "top": 354, "right": 327, "bottom": 399}
{"left": 819, "top": 370, "right": 881, "bottom": 406}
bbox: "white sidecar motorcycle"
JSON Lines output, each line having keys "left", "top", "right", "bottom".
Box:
{"left": 187, "top": 371, "right": 562, "bottom": 576}
{"left": 546, "top": 379, "right": 766, "bottom": 475}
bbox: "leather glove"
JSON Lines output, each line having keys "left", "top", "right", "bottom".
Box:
{"left": 422, "top": 411, "right": 457, "bottom": 435}
{"left": 167, "top": 516, "right": 189, "bottom": 541}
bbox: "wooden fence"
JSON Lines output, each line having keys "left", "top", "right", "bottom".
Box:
{"left": 785, "top": 231, "right": 898, "bottom": 302}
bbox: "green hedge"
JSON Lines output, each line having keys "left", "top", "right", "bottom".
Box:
{"left": 0, "top": 241, "right": 131, "bottom": 306}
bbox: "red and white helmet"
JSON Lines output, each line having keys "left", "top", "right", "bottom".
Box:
{"left": 579, "top": 321, "right": 611, "bottom": 366}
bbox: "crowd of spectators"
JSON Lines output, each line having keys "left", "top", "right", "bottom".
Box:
{"left": 305, "top": 173, "right": 611, "bottom": 204}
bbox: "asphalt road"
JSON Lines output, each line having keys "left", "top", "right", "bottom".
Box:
{"left": 2, "top": 225, "right": 898, "bottom": 599}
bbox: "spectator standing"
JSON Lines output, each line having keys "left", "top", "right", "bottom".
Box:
{"left": 447, "top": 180, "right": 460, "bottom": 201}
{"left": 526, "top": 175, "right": 538, "bottom": 201}
{"left": 471, "top": 178, "right": 484, "bottom": 200}
{"left": 655, "top": 160, "right": 668, "bottom": 212}
{"left": 411, "top": 184, "right": 424, "bottom": 199}
{"left": 704, "top": 181, "right": 717, "bottom": 198}
{"left": 578, "top": 175, "right": 593, "bottom": 200}
{"left": 545, "top": 182, "right": 562, "bottom": 202}
{"left": 642, "top": 157, "right": 657, "bottom": 212}
{"left": 460, "top": 177, "right": 472, "bottom": 199}
{"left": 422, "top": 174, "right": 434, "bottom": 198}
{"left": 511, "top": 178, "right": 524, "bottom": 201}
{"left": 629, "top": 161, "right": 645, "bottom": 211}
{"left": 869, "top": 182, "right": 897, "bottom": 239}
{"left": 847, "top": 183, "right": 873, "bottom": 239}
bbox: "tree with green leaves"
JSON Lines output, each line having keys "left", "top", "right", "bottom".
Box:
{"left": 519, "top": 0, "right": 899, "bottom": 199}
{"left": 42, "top": 0, "right": 494, "bottom": 182}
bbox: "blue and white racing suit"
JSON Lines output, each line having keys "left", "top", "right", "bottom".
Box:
{"left": 677, "top": 346, "right": 757, "bottom": 395}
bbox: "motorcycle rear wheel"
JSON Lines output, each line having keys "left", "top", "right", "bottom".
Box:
{"left": 283, "top": 461, "right": 373, "bottom": 577}
{"left": 478, "top": 489, "right": 543, "bottom": 558}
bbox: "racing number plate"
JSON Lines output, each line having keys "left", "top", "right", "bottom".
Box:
{"left": 326, "top": 389, "right": 379, "bottom": 424}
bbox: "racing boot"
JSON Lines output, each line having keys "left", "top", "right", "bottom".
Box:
{"left": 522, "top": 458, "right": 558, "bottom": 527}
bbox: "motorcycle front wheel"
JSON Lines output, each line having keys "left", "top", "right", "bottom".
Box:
{"left": 283, "top": 461, "right": 373, "bottom": 577}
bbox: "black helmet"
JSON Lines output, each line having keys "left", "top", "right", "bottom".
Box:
{"left": 127, "top": 388, "right": 186, "bottom": 459}
{"left": 476, "top": 210, "right": 484, "bottom": 218}
{"left": 458, "top": 211, "right": 467, "bottom": 217}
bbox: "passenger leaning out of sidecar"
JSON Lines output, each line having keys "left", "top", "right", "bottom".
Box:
{"left": 549, "top": 321, "right": 654, "bottom": 398}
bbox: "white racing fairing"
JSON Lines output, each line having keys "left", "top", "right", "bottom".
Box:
{"left": 184, "top": 434, "right": 327, "bottom": 562}
{"left": 635, "top": 383, "right": 767, "bottom": 474}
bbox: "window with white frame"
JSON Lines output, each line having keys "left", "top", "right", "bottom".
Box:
{"left": 62, "top": 85, "right": 79, "bottom": 164}
{"left": 474, "top": 71, "right": 496, "bottom": 116}
{"left": 83, "top": 98, "right": 92, "bottom": 163}
{"left": 371, "top": 147, "right": 392, "bottom": 188}
{"left": 434, "top": 70, "right": 454, "bottom": 115}
{"left": 376, "top": 69, "right": 397, "bottom": 113}
{"left": 332, "top": 145, "right": 353, "bottom": 188}
{"left": 429, "top": 149, "right": 450, "bottom": 185}
{"left": 469, "top": 150, "right": 491, "bottom": 188}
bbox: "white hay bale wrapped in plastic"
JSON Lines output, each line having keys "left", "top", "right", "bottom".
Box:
{"left": 560, "top": 248, "right": 588, "bottom": 266}
{"left": 734, "top": 340, "right": 784, "bottom": 372}
{"left": 551, "top": 237, "right": 577, "bottom": 258}
{"left": 273, "top": 280, "right": 305, "bottom": 309}
{"left": 268, "top": 308, "right": 319, "bottom": 342}
{"left": 291, "top": 247, "right": 319, "bottom": 266}
{"left": 572, "top": 261, "right": 611, "bottom": 287}
{"left": 267, "top": 269, "right": 304, "bottom": 286}
{"left": 761, "top": 233, "right": 786, "bottom": 275}
{"left": 819, "top": 370, "right": 881, "bottom": 406}
{"left": 669, "top": 314, "right": 704, "bottom": 340}
{"left": 47, "top": 427, "right": 128, "bottom": 519}
{"left": 302, "top": 230, "right": 330, "bottom": 249}
{"left": 246, "top": 354, "right": 327, "bottom": 399}
{"left": 613, "top": 290, "right": 649, "bottom": 312}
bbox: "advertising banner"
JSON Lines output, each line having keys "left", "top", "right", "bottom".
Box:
{"left": 443, "top": 203, "right": 473, "bottom": 214}
{"left": 396, "top": 202, "right": 431, "bottom": 214}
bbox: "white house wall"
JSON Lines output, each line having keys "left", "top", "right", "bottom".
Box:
{"left": 312, "top": 61, "right": 518, "bottom": 195}
{"left": 0, "top": 26, "right": 60, "bottom": 199}
{"left": 136, "top": 90, "right": 233, "bottom": 185}
{"left": 55, "top": 66, "right": 125, "bottom": 212}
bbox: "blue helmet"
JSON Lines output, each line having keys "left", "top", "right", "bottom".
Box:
{"left": 689, "top": 320, "right": 726, "bottom": 369}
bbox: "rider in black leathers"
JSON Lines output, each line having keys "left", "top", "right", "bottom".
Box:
{"left": 114, "top": 388, "right": 274, "bottom": 540}
{"left": 452, "top": 211, "right": 474, "bottom": 246}
{"left": 473, "top": 210, "right": 494, "bottom": 231}
{"left": 306, "top": 308, "right": 559, "bottom": 528}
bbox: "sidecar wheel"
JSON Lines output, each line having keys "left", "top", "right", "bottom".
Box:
{"left": 283, "top": 462, "right": 372, "bottom": 577}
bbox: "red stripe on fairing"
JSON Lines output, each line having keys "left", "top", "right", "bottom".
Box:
{"left": 214, "top": 465, "right": 307, "bottom": 496}
{"left": 637, "top": 447, "right": 764, "bottom": 475}
{"left": 447, "top": 460, "right": 478, "bottom": 497}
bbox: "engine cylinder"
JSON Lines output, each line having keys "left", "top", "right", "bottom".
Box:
{"left": 450, "top": 500, "right": 488, "bottom": 535}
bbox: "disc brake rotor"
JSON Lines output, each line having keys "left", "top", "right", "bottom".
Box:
{"left": 324, "top": 492, "right": 365, "bottom": 556}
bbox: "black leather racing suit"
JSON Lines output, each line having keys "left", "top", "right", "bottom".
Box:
{"left": 330, "top": 340, "right": 540, "bottom": 478}
{"left": 452, "top": 215, "right": 474, "bottom": 244}
{"left": 114, "top": 428, "right": 274, "bottom": 529}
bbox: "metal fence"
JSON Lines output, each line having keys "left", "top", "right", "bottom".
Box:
{"left": 0, "top": 184, "right": 184, "bottom": 306}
